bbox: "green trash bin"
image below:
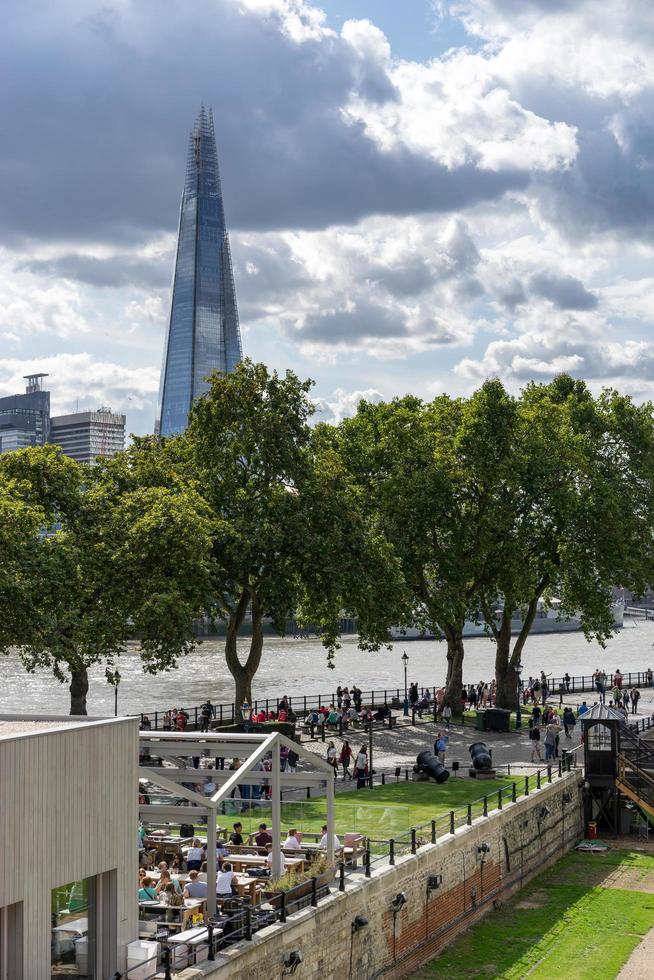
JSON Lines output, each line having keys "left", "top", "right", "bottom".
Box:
{"left": 475, "top": 710, "right": 487, "bottom": 731}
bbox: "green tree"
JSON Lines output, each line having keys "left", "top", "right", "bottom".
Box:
{"left": 183, "top": 359, "right": 404, "bottom": 714}
{"left": 336, "top": 384, "right": 512, "bottom": 707}
{"left": 0, "top": 479, "right": 46, "bottom": 651}
{"left": 0, "top": 445, "right": 215, "bottom": 714}
{"left": 479, "top": 376, "right": 654, "bottom": 707}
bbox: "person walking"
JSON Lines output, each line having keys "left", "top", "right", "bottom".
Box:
{"left": 529, "top": 723, "right": 543, "bottom": 763}
{"left": 544, "top": 722, "right": 557, "bottom": 761}
{"left": 354, "top": 745, "right": 369, "bottom": 789}
{"left": 326, "top": 741, "right": 338, "bottom": 779}
{"left": 339, "top": 740, "right": 353, "bottom": 780}
{"left": 442, "top": 703, "right": 452, "bottom": 729}
{"left": 564, "top": 672, "right": 571, "bottom": 693}
{"left": 631, "top": 688, "right": 641, "bottom": 715}
{"left": 562, "top": 706, "right": 576, "bottom": 738}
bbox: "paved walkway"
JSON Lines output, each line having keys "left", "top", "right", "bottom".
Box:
{"left": 299, "top": 691, "right": 654, "bottom": 789}
{"left": 618, "top": 926, "right": 654, "bottom": 978}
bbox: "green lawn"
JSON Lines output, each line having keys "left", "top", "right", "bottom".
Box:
{"left": 216, "top": 776, "right": 541, "bottom": 841}
{"left": 414, "top": 849, "right": 654, "bottom": 979}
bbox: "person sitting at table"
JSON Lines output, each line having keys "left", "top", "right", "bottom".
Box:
{"left": 186, "top": 839, "right": 204, "bottom": 871}
{"left": 278, "top": 708, "right": 287, "bottom": 721}
{"left": 157, "top": 861, "right": 170, "bottom": 874}
{"left": 283, "top": 828, "right": 301, "bottom": 850}
{"left": 347, "top": 705, "right": 358, "bottom": 723}
{"left": 319, "top": 824, "right": 341, "bottom": 852}
{"left": 155, "top": 870, "right": 182, "bottom": 896}
{"left": 138, "top": 876, "right": 158, "bottom": 901}
{"left": 183, "top": 870, "right": 208, "bottom": 899}
{"left": 202, "top": 840, "right": 230, "bottom": 865}
{"left": 265, "top": 843, "right": 286, "bottom": 874}
{"left": 229, "top": 822, "right": 244, "bottom": 846}
{"left": 251, "top": 822, "right": 273, "bottom": 849}
{"left": 326, "top": 707, "right": 341, "bottom": 726}
{"left": 203, "top": 772, "right": 217, "bottom": 798}
{"left": 216, "top": 862, "right": 239, "bottom": 898}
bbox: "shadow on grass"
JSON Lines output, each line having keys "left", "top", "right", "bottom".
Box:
{"left": 413, "top": 849, "right": 654, "bottom": 980}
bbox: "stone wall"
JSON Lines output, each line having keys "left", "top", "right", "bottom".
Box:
{"left": 185, "top": 771, "right": 583, "bottom": 980}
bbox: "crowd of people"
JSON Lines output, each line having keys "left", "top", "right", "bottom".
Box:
{"left": 138, "top": 819, "right": 341, "bottom": 904}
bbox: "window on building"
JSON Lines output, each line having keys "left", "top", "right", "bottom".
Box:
{"left": 51, "top": 878, "right": 96, "bottom": 978}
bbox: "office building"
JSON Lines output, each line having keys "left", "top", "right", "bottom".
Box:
{"left": 50, "top": 408, "right": 126, "bottom": 465}
{"left": 157, "top": 107, "right": 242, "bottom": 436}
{"left": 0, "top": 374, "right": 50, "bottom": 454}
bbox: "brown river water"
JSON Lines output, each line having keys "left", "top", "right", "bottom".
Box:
{"left": 1, "top": 620, "right": 653, "bottom": 716}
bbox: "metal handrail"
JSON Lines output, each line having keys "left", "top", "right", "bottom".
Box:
{"left": 137, "top": 667, "right": 654, "bottom": 730}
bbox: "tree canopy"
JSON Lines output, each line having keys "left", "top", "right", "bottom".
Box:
{"left": 0, "top": 444, "right": 214, "bottom": 714}
{"left": 182, "top": 359, "right": 404, "bottom": 713}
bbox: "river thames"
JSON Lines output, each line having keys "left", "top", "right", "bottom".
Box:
{"left": 2, "top": 619, "right": 654, "bottom": 716}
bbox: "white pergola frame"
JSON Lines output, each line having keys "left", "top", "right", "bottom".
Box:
{"left": 139, "top": 730, "right": 334, "bottom": 916}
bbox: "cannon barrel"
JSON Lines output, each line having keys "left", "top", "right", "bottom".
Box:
{"left": 416, "top": 749, "right": 450, "bottom": 783}
{"left": 469, "top": 741, "right": 492, "bottom": 771}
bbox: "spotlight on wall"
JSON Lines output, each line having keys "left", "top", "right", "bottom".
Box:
{"left": 391, "top": 892, "right": 407, "bottom": 912}
{"left": 538, "top": 805, "right": 551, "bottom": 820}
{"left": 562, "top": 791, "right": 572, "bottom": 804}
{"left": 283, "top": 950, "right": 303, "bottom": 975}
{"left": 477, "top": 842, "right": 491, "bottom": 854}
{"left": 427, "top": 874, "right": 442, "bottom": 893}
{"left": 351, "top": 914, "right": 369, "bottom": 935}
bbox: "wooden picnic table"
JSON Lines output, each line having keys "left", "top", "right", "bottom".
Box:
{"left": 227, "top": 853, "right": 305, "bottom": 874}
{"left": 145, "top": 870, "right": 262, "bottom": 905}
{"left": 138, "top": 898, "right": 205, "bottom": 931}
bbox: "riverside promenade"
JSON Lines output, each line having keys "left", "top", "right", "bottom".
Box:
{"left": 139, "top": 666, "right": 654, "bottom": 730}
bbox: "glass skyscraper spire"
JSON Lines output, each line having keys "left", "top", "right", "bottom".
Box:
{"left": 158, "top": 107, "right": 242, "bottom": 436}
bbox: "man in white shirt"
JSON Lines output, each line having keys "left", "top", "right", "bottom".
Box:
{"left": 319, "top": 824, "right": 340, "bottom": 851}
{"left": 215, "top": 863, "right": 238, "bottom": 897}
{"left": 283, "top": 829, "right": 301, "bottom": 850}
{"left": 265, "top": 843, "right": 286, "bottom": 874}
{"left": 183, "top": 870, "right": 208, "bottom": 899}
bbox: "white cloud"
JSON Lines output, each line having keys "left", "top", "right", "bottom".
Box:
{"left": 343, "top": 48, "right": 578, "bottom": 172}
{"left": 313, "top": 386, "right": 384, "bottom": 424}
{"left": 0, "top": 354, "right": 160, "bottom": 417}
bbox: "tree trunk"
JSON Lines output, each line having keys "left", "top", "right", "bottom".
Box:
{"left": 494, "top": 591, "right": 544, "bottom": 708}
{"left": 225, "top": 589, "right": 265, "bottom": 720}
{"left": 69, "top": 667, "right": 89, "bottom": 716}
{"left": 443, "top": 624, "right": 465, "bottom": 712}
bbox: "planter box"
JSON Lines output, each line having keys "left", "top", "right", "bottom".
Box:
{"left": 262, "top": 868, "right": 334, "bottom": 909}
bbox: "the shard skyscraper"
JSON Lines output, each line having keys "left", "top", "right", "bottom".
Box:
{"left": 158, "top": 108, "right": 242, "bottom": 436}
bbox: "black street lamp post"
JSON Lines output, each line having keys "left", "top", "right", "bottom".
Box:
{"left": 241, "top": 700, "right": 253, "bottom": 733}
{"left": 402, "top": 651, "right": 409, "bottom": 717}
{"left": 107, "top": 670, "right": 121, "bottom": 718}
{"left": 515, "top": 662, "right": 523, "bottom": 730}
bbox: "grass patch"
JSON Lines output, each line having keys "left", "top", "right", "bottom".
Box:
{"left": 214, "top": 776, "right": 541, "bottom": 841}
{"left": 413, "top": 849, "right": 654, "bottom": 979}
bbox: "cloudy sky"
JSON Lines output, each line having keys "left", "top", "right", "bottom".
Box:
{"left": 3, "top": 0, "right": 654, "bottom": 433}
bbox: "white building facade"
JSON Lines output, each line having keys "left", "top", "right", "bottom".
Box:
{"left": 0, "top": 715, "right": 138, "bottom": 979}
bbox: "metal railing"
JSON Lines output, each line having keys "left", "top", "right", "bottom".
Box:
{"left": 138, "top": 668, "right": 654, "bottom": 731}
{"left": 119, "top": 878, "right": 333, "bottom": 978}
{"left": 363, "top": 754, "right": 576, "bottom": 873}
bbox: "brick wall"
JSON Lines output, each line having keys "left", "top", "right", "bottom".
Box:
{"left": 184, "top": 771, "right": 583, "bottom": 980}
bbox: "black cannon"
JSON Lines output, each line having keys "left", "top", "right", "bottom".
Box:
{"left": 415, "top": 750, "right": 450, "bottom": 783}
{"left": 469, "top": 741, "right": 492, "bottom": 771}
